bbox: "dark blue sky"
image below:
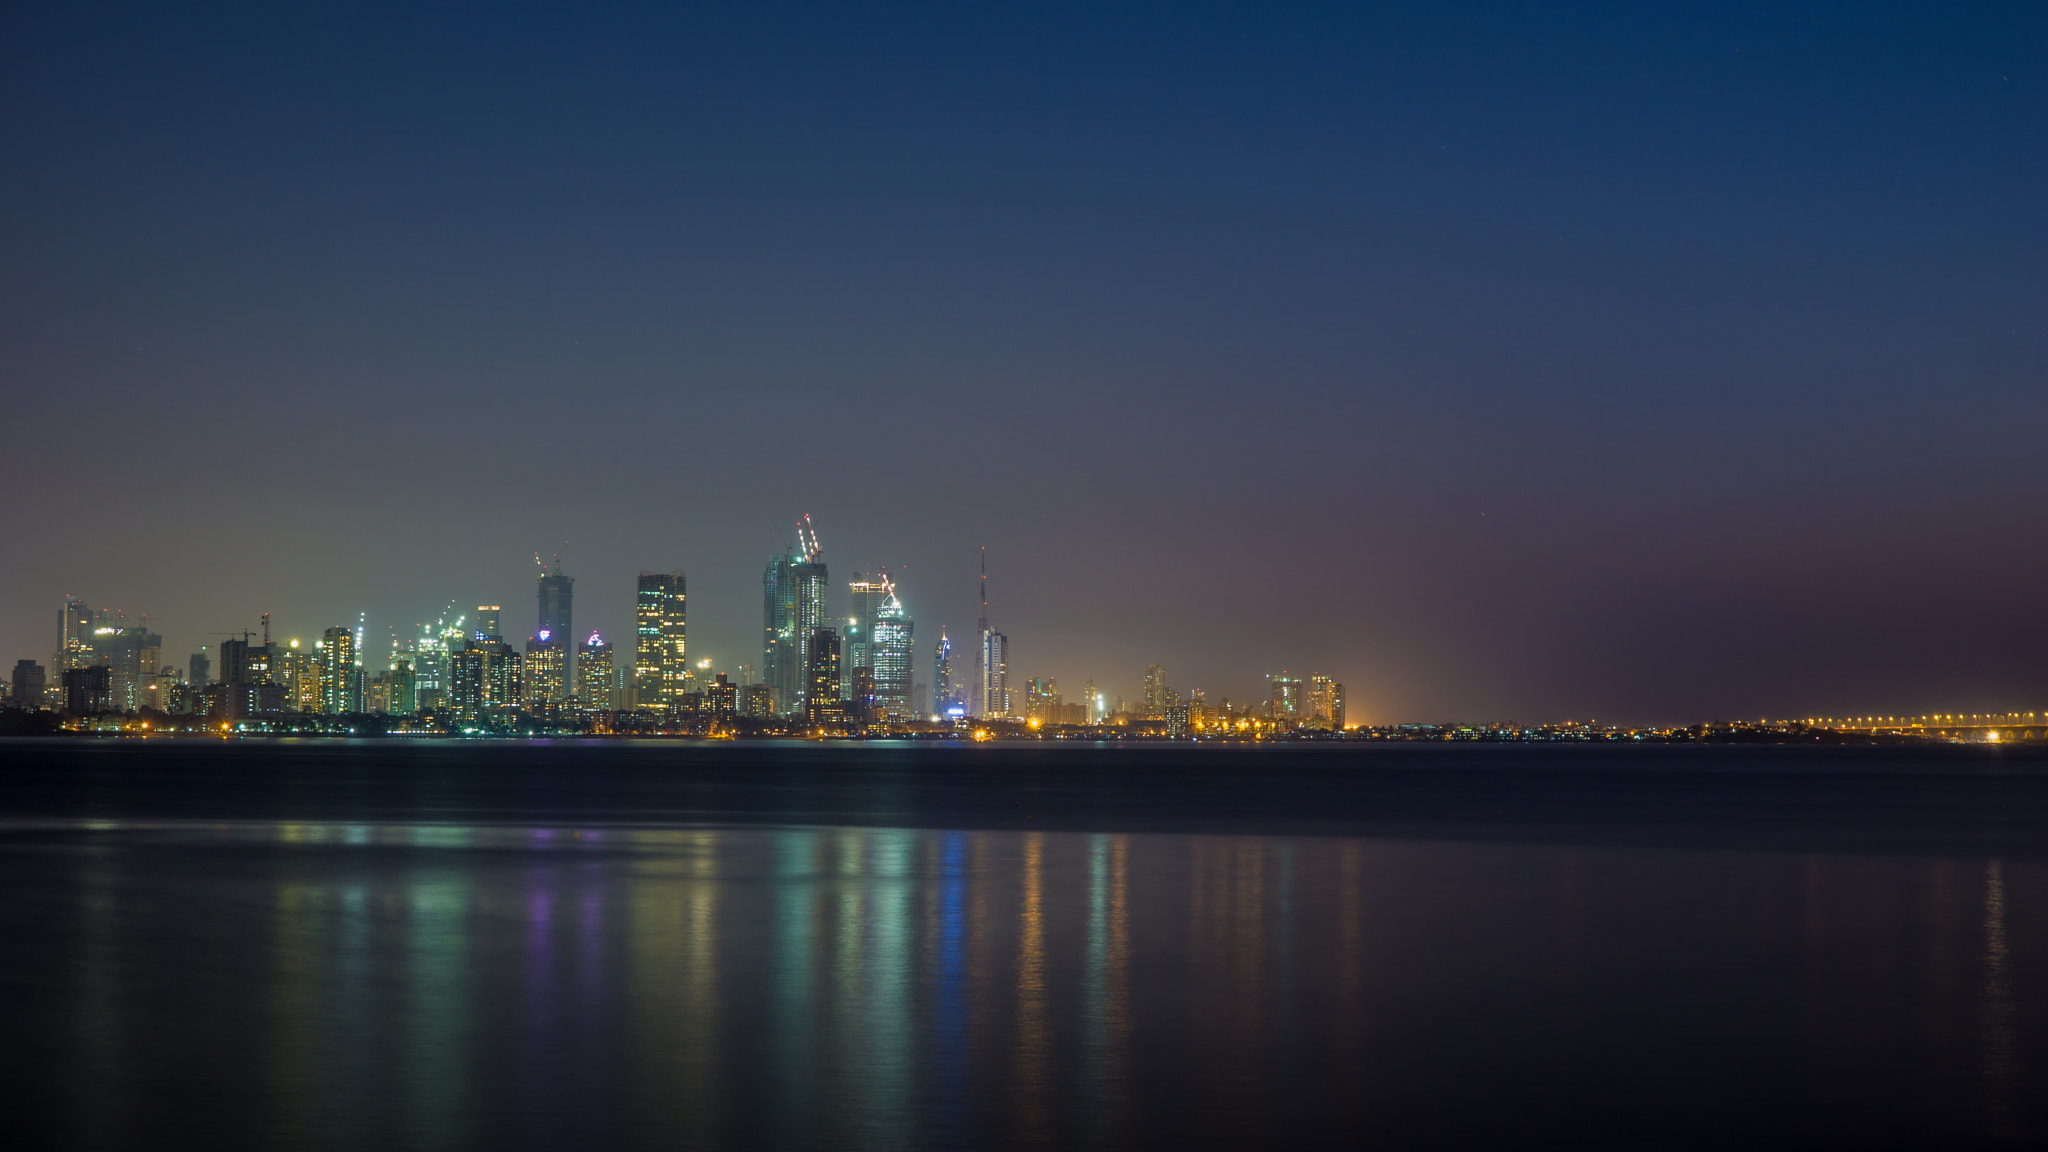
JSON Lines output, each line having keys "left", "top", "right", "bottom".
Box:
{"left": 3, "top": 1, "right": 2043, "bottom": 722}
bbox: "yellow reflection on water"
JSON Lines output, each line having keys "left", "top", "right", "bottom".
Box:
{"left": 1013, "top": 831, "right": 1051, "bottom": 1143}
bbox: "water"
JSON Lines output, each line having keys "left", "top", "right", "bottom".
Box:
{"left": 2, "top": 740, "right": 2044, "bottom": 1149}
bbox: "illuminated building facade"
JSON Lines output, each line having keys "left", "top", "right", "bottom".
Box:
{"left": 1142, "top": 663, "right": 1179, "bottom": 718}
{"left": 319, "top": 627, "right": 360, "bottom": 714}
{"left": 406, "top": 610, "right": 464, "bottom": 712}
{"left": 1268, "top": 672, "right": 1304, "bottom": 724}
{"left": 634, "top": 572, "right": 686, "bottom": 713}
{"left": 977, "top": 628, "right": 1008, "bottom": 718}
{"left": 57, "top": 597, "right": 95, "bottom": 672}
{"left": 89, "top": 626, "right": 160, "bottom": 713}
{"left": 577, "top": 633, "right": 615, "bottom": 712}
{"left": 388, "top": 659, "right": 416, "bottom": 715}
{"left": 705, "top": 673, "right": 737, "bottom": 720}
{"left": 972, "top": 549, "right": 1009, "bottom": 718}
{"left": 869, "top": 599, "right": 914, "bottom": 721}
{"left": 763, "top": 519, "right": 827, "bottom": 718}
{"left": 450, "top": 637, "right": 520, "bottom": 726}
{"left": 933, "top": 629, "right": 958, "bottom": 718}
{"left": 276, "top": 642, "right": 318, "bottom": 712}
{"left": 524, "top": 630, "right": 568, "bottom": 706}
{"left": 804, "top": 626, "right": 843, "bottom": 725}
{"left": 1308, "top": 674, "right": 1345, "bottom": 729}
{"left": 1026, "top": 677, "right": 1060, "bottom": 724}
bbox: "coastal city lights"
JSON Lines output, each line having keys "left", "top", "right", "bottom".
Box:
{"left": 5, "top": 516, "right": 2032, "bottom": 743}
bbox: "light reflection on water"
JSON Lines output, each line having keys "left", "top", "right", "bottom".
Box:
{"left": 11, "top": 820, "right": 2046, "bottom": 1149}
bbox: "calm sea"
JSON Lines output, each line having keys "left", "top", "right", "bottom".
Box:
{"left": 2, "top": 740, "right": 2044, "bottom": 1149}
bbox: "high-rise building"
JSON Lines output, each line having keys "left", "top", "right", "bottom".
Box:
{"left": 577, "top": 632, "right": 615, "bottom": 712}
{"left": 1026, "top": 677, "right": 1060, "bottom": 725}
{"left": 62, "top": 666, "right": 112, "bottom": 713}
{"left": 57, "top": 597, "right": 95, "bottom": 672}
{"left": 1268, "top": 672, "right": 1305, "bottom": 725}
{"left": 451, "top": 638, "right": 521, "bottom": 726}
{"left": 388, "top": 659, "right": 417, "bottom": 715}
{"left": 847, "top": 573, "right": 900, "bottom": 701}
{"left": 474, "top": 606, "right": 503, "bottom": 640}
{"left": 10, "top": 660, "right": 46, "bottom": 707}
{"left": 537, "top": 567, "right": 573, "bottom": 644}
{"left": 978, "top": 629, "right": 1009, "bottom": 718}
{"left": 219, "top": 637, "right": 251, "bottom": 689}
{"left": 804, "top": 626, "right": 842, "bottom": 725}
{"left": 763, "top": 518, "right": 828, "bottom": 718}
{"left": 1305, "top": 676, "right": 1345, "bottom": 729}
{"left": 1083, "top": 677, "right": 1103, "bottom": 724}
{"left": 1142, "top": 664, "right": 1173, "bottom": 718}
{"left": 870, "top": 599, "right": 915, "bottom": 722}
{"left": 189, "top": 648, "right": 211, "bottom": 688}
{"left": 319, "top": 627, "right": 360, "bottom": 714}
{"left": 933, "top": 629, "right": 958, "bottom": 718}
{"left": 405, "top": 609, "right": 464, "bottom": 713}
{"left": 974, "top": 550, "right": 1009, "bottom": 718}
{"left": 524, "top": 631, "right": 568, "bottom": 707}
{"left": 849, "top": 665, "right": 876, "bottom": 723}
{"left": 634, "top": 572, "right": 687, "bottom": 713}
{"left": 276, "top": 641, "right": 318, "bottom": 712}
{"left": 90, "top": 627, "right": 160, "bottom": 713}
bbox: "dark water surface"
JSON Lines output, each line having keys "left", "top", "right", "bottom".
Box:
{"left": 3, "top": 740, "right": 2045, "bottom": 1149}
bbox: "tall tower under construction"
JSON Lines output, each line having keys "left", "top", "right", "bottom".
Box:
{"left": 763, "top": 517, "right": 828, "bottom": 718}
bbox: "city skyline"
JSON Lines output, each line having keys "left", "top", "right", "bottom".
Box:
{"left": 2, "top": 4, "right": 2043, "bottom": 724}
{"left": 17, "top": 520, "right": 1362, "bottom": 727}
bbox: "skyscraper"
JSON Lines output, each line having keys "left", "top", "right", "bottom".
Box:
{"left": 847, "top": 573, "right": 895, "bottom": 700}
{"left": 474, "top": 606, "right": 502, "bottom": 640}
{"left": 763, "top": 518, "right": 828, "bottom": 718}
{"left": 91, "top": 627, "right": 160, "bottom": 713}
{"left": 633, "top": 572, "right": 686, "bottom": 713}
{"left": 933, "top": 629, "right": 958, "bottom": 718}
{"left": 388, "top": 660, "right": 416, "bottom": 715}
{"left": 57, "top": 597, "right": 94, "bottom": 672}
{"left": 451, "top": 637, "right": 520, "bottom": 726}
{"left": 319, "top": 627, "right": 360, "bottom": 714}
{"left": 10, "top": 660, "right": 45, "bottom": 707}
{"left": 869, "top": 589, "right": 915, "bottom": 722}
{"left": 805, "top": 626, "right": 842, "bottom": 725}
{"left": 408, "top": 608, "right": 464, "bottom": 712}
{"left": 975, "top": 549, "right": 1009, "bottom": 718}
{"left": 978, "top": 629, "right": 1008, "bottom": 719}
{"left": 1026, "top": 677, "right": 1060, "bottom": 725}
{"left": 577, "top": 632, "right": 615, "bottom": 712}
{"left": 537, "top": 566, "right": 573, "bottom": 637}
{"left": 62, "top": 666, "right": 111, "bottom": 713}
{"left": 1308, "top": 676, "right": 1346, "bottom": 729}
{"left": 1268, "top": 672, "right": 1305, "bottom": 724}
{"left": 1143, "top": 663, "right": 1172, "bottom": 718}
{"left": 524, "top": 630, "right": 568, "bottom": 707}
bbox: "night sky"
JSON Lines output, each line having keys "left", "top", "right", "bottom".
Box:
{"left": 2, "top": 2, "right": 2042, "bottom": 723}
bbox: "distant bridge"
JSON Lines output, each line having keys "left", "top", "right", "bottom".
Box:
{"left": 1809, "top": 712, "right": 2048, "bottom": 742}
